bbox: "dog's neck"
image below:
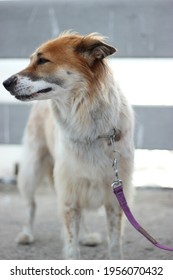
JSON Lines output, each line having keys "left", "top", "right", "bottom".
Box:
{"left": 52, "top": 100, "right": 119, "bottom": 146}
{"left": 51, "top": 68, "right": 120, "bottom": 144}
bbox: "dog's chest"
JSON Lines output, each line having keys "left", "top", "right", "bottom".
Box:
{"left": 60, "top": 143, "right": 114, "bottom": 208}
{"left": 58, "top": 137, "right": 114, "bottom": 180}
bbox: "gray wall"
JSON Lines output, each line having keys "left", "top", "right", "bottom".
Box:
{"left": 0, "top": 0, "right": 173, "bottom": 58}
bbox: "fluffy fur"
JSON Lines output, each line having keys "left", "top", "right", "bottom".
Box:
{"left": 3, "top": 32, "right": 134, "bottom": 259}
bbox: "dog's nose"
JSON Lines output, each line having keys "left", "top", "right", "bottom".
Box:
{"left": 3, "top": 75, "right": 18, "bottom": 91}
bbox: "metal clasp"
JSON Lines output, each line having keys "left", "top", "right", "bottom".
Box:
{"left": 111, "top": 179, "right": 123, "bottom": 191}
{"left": 111, "top": 132, "right": 122, "bottom": 190}
{"left": 112, "top": 158, "right": 119, "bottom": 181}
{"left": 111, "top": 158, "right": 122, "bottom": 190}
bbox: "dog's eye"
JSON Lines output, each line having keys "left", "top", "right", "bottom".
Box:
{"left": 37, "top": 58, "right": 50, "bottom": 65}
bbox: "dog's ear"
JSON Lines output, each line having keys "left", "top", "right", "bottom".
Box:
{"left": 75, "top": 37, "right": 117, "bottom": 65}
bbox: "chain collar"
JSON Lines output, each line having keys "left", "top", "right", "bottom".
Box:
{"left": 97, "top": 128, "right": 121, "bottom": 143}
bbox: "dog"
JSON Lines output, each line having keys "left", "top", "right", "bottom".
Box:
{"left": 3, "top": 32, "right": 134, "bottom": 259}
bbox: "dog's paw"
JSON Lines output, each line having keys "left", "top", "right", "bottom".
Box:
{"left": 80, "top": 232, "right": 102, "bottom": 247}
{"left": 63, "top": 245, "right": 81, "bottom": 260}
{"left": 16, "top": 231, "right": 34, "bottom": 245}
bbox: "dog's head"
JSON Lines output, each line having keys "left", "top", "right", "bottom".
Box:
{"left": 3, "top": 32, "right": 116, "bottom": 102}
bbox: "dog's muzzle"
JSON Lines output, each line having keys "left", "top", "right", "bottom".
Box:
{"left": 3, "top": 74, "right": 53, "bottom": 101}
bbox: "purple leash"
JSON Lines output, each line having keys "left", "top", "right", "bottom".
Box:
{"left": 100, "top": 128, "right": 173, "bottom": 251}
{"left": 112, "top": 179, "right": 173, "bottom": 251}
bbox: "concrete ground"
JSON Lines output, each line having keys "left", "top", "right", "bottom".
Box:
{"left": 0, "top": 183, "right": 173, "bottom": 260}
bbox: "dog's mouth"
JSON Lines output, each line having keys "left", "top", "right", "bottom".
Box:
{"left": 15, "top": 87, "right": 52, "bottom": 101}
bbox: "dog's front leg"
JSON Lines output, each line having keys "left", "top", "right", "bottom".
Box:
{"left": 63, "top": 205, "right": 81, "bottom": 259}
{"left": 54, "top": 161, "right": 81, "bottom": 259}
{"left": 105, "top": 204, "right": 123, "bottom": 260}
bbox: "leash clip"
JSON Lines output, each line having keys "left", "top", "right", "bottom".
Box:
{"left": 112, "top": 158, "right": 119, "bottom": 179}
{"left": 111, "top": 131, "right": 122, "bottom": 190}
{"left": 111, "top": 158, "right": 122, "bottom": 190}
{"left": 111, "top": 179, "right": 123, "bottom": 191}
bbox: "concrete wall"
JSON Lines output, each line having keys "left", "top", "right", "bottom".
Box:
{"left": 0, "top": 0, "right": 173, "bottom": 58}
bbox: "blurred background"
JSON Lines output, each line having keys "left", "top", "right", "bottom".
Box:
{"left": 0, "top": 0, "right": 173, "bottom": 260}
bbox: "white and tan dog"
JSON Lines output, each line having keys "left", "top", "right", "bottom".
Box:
{"left": 3, "top": 32, "right": 134, "bottom": 259}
